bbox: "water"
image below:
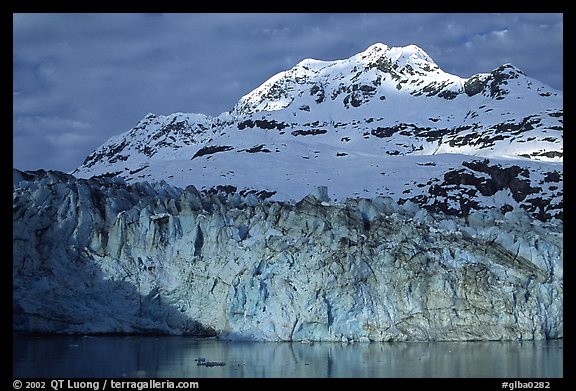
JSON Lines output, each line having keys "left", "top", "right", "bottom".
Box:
{"left": 13, "top": 336, "right": 562, "bottom": 378}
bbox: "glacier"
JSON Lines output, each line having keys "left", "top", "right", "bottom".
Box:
{"left": 13, "top": 169, "right": 562, "bottom": 341}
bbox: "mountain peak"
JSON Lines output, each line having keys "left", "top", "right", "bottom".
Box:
{"left": 357, "top": 43, "right": 436, "bottom": 69}
{"left": 358, "top": 42, "right": 390, "bottom": 58}
{"left": 231, "top": 43, "right": 451, "bottom": 115}
{"left": 493, "top": 63, "right": 526, "bottom": 77}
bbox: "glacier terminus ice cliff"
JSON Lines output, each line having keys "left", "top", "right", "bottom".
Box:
{"left": 13, "top": 44, "right": 562, "bottom": 341}
{"left": 12, "top": 170, "right": 562, "bottom": 341}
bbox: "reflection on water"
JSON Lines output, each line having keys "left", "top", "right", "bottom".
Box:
{"left": 13, "top": 336, "right": 562, "bottom": 378}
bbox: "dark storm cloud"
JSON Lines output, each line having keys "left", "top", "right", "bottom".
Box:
{"left": 13, "top": 13, "right": 563, "bottom": 172}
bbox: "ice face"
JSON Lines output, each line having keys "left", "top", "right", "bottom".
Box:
{"left": 13, "top": 170, "right": 562, "bottom": 341}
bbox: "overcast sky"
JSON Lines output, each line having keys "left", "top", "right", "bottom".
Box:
{"left": 13, "top": 13, "right": 563, "bottom": 172}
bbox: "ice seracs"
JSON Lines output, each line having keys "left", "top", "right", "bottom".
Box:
{"left": 13, "top": 170, "right": 563, "bottom": 341}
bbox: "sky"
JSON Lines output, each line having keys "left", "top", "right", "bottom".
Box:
{"left": 13, "top": 13, "right": 563, "bottom": 172}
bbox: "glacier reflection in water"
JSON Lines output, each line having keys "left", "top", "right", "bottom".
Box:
{"left": 13, "top": 336, "right": 562, "bottom": 378}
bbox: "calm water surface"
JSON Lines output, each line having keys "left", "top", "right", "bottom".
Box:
{"left": 13, "top": 336, "right": 562, "bottom": 378}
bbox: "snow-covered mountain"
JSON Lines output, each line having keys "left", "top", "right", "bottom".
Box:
{"left": 73, "top": 42, "right": 563, "bottom": 222}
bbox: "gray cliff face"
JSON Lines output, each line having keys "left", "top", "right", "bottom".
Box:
{"left": 13, "top": 169, "right": 562, "bottom": 341}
